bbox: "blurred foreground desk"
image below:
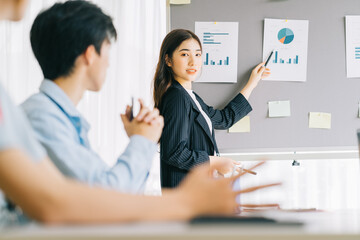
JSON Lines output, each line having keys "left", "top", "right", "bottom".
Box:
{"left": 1, "top": 210, "right": 359, "bottom": 240}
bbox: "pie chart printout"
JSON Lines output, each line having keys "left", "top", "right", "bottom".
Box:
{"left": 278, "top": 28, "right": 294, "bottom": 44}
{"left": 263, "top": 18, "right": 309, "bottom": 82}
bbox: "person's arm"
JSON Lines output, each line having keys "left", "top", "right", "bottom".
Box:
{"left": 0, "top": 149, "right": 276, "bottom": 224}
{"left": 199, "top": 63, "right": 270, "bottom": 130}
{"left": 240, "top": 62, "right": 267, "bottom": 100}
{"left": 196, "top": 92, "right": 252, "bottom": 130}
{"left": 0, "top": 150, "right": 189, "bottom": 223}
{"left": 240, "top": 62, "right": 271, "bottom": 99}
{"left": 160, "top": 91, "right": 209, "bottom": 170}
{"left": 24, "top": 109, "right": 156, "bottom": 193}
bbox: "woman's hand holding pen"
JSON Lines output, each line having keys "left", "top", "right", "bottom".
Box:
{"left": 209, "top": 156, "right": 242, "bottom": 177}
{"left": 240, "top": 62, "right": 271, "bottom": 100}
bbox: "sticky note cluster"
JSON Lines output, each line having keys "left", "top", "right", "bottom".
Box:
{"left": 227, "top": 100, "right": 360, "bottom": 133}
{"left": 228, "top": 116, "right": 250, "bottom": 133}
{"left": 309, "top": 112, "right": 331, "bottom": 129}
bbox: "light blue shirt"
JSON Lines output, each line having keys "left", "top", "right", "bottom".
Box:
{"left": 0, "top": 85, "right": 46, "bottom": 161}
{"left": 0, "top": 83, "right": 46, "bottom": 224}
{"left": 21, "top": 80, "right": 156, "bottom": 193}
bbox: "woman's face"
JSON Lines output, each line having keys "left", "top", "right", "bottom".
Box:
{"left": 167, "top": 38, "right": 202, "bottom": 84}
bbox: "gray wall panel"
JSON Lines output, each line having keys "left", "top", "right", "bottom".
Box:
{"left": 170, "top": 0, "right": 360, "bottom": 151}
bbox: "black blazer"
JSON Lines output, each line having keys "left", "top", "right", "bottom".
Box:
{"left": 159, "top": 81, "right": 252, "bottom": 188}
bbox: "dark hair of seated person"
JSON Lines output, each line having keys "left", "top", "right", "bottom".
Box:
{"left": 30, "top": 0, "right": 117, "bottom": 80}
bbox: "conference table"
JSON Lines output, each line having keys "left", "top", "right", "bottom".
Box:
{"left": 1, "top": 209, "right": 359, "bottom": 240}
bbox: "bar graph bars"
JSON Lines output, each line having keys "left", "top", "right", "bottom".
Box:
{"left": 204, "top": 53, "right": 229, "bottom": 66}
{"left": 272, "top": 51, "right": 299, "bottom": 65}
{"left": 203, "top": 32, "right": 229, "bottom": 45}
{"left": 356, "top": 47, "right": 360, "bottom": 60}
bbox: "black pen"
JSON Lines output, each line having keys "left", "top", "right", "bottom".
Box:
{"left": 129, "top": 97, "right": 134, "bottom": 121}
{"left": 264, "top": 50, "right": 274, "bottom": 67}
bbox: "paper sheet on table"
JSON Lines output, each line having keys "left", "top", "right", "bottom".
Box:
{"left": 268, "top": 100, "right": 291, "bottom": 117}
{"left": 309, "top": 112, "right": 331, "bottom": 129}
{"left": 229, "top": 116, "right": 250, "bottom": 133}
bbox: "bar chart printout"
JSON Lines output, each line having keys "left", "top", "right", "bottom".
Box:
{"left": 263, "top": 18, "right": 309, "bottom": 82}
{"left": 195, "top": 22, "right": 238, "bottom": 83}
{"left": 345, "top": 16, "right": 360, "bottom": 78}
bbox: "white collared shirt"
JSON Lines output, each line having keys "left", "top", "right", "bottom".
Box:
{"left": 185, "top": 89, "right": 213, "bottom": 134}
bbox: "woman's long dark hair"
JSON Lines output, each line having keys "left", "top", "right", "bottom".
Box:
{"left": 153, "top": 29, "right": 202, "bottom": 108}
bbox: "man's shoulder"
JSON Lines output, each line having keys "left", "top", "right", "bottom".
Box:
{"left": 21, "top": 92, "right": 58, "bottom": 116}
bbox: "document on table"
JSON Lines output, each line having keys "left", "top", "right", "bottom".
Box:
{"left": 263, "top": 18, "right": 309, "bottom": 82}
{"left": 345, "top": 16, "right": 360, "bottom": 78}
{"left": 229, "top": 116, "right": 250, "bottom": 133}
{"left": 309, "top": 112, "right": 331, "bottom": 129}
{"left": 268, "top": 100, "right": 291, "bottom": 117}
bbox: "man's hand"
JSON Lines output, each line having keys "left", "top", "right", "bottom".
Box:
{"left": 121, "top": 99, "right": 164, "bottom": 143}
{"left": 176, "top": 162, "right": 281, "bottom": 218}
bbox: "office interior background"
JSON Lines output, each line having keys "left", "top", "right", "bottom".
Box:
{"left": 0, "top": 0, "right": 359, "bottom": 210}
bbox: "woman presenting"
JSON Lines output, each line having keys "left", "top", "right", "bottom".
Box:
{"left": 153, "top": 29, "right": 270, "bottom": 188}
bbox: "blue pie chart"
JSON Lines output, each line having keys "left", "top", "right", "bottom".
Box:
{"left": 278, "top": 28, "right": 294, "bottom": 44}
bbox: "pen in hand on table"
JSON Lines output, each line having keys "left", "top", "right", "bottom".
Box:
{"left": 241, "top": 168, "right": 257, "bottom": 175}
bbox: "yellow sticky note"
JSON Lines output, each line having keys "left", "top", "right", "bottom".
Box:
{"left": 170, "top": 0, "right": 191, "bottom": 4}
{"left": 229, "top": 116, "right": 250, "bottom": 133}
{"left": 268, "top": 100, "right": 291, "bottom": 117}
{"left": 309, "top": 112, "right": 331, "bottom": 129}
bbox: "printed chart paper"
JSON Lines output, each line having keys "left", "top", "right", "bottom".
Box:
{"left": 263, "top": 18, "right": 309, "bottom": 82}
{"left": 268, "top": 100, "right": 291, "bottom": 117}
{"left": 345, "top": 16, "right": 360, "bottom": 78}
{"left": 195, "top": 22, "right": 238, "bottom": 83}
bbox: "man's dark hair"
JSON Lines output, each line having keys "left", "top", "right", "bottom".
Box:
{"left": 30, "top": 0, "right": 117, "bottom": 80}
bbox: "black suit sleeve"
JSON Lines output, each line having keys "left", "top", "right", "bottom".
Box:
{"left": 198, "top": 93, "right": 252, "bottom": 130}
{"left": 160, "top": 90, "right": 209, "bottom": 170}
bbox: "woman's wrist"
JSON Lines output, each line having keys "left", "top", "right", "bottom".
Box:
{"left": 240, "top": 86, "right": 252, "bottom": 100}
